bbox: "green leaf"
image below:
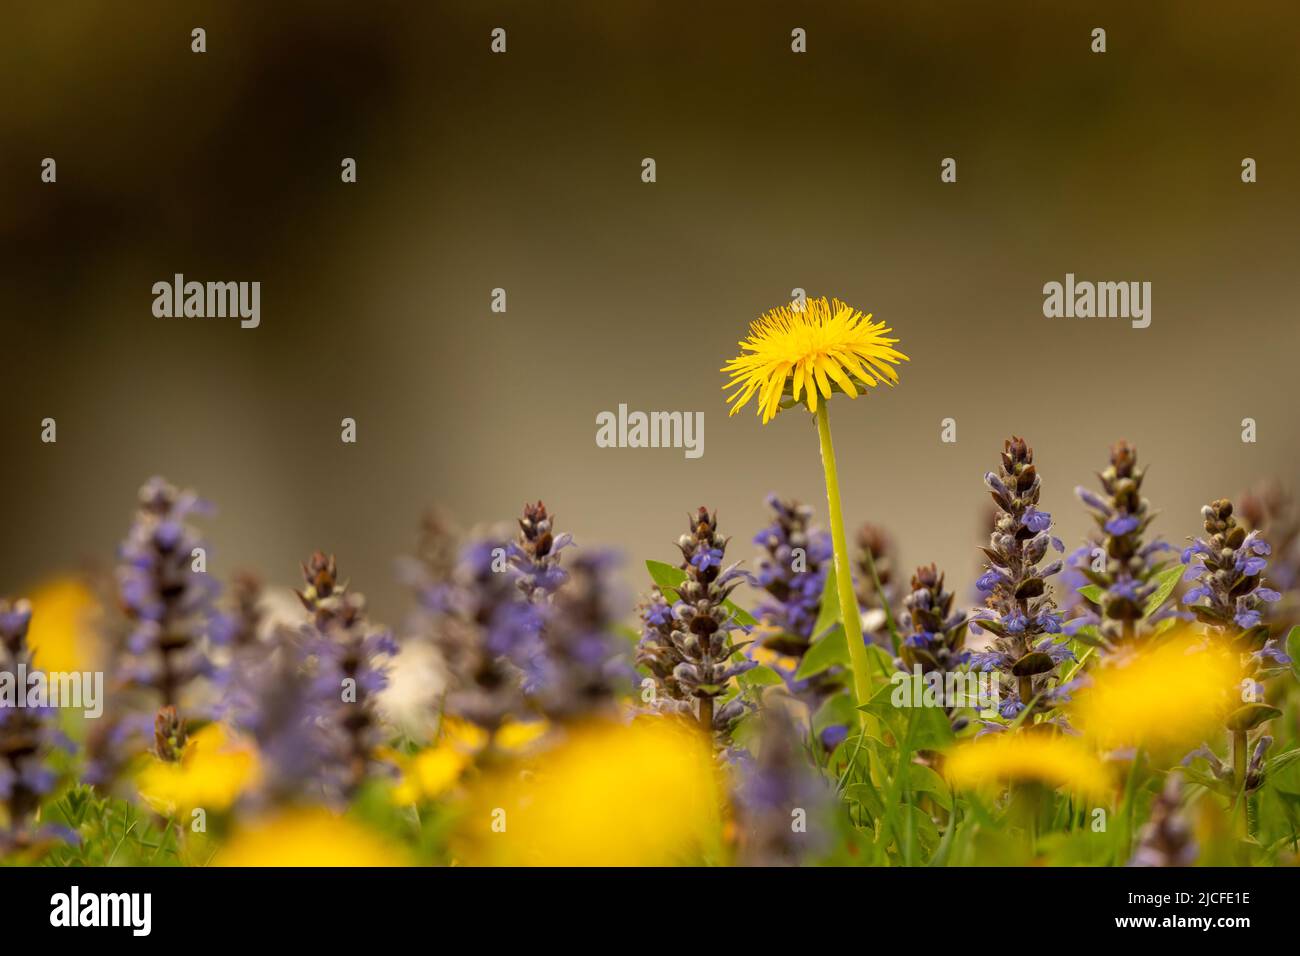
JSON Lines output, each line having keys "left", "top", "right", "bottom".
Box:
{"left": 1078, "top": 584, "right": 1104, "bottom": 604}
{"left": 646, "top": 558, "right": 684, "bottom": 592}
{"left": 812, "top": 689, "right": 856, "bottom": 736}
{"left": 794, "top": 623, "right": 849, "bottom": 680}
{"left": 1267, "top": 747, "right": 1300, "bottom": 778}
{"left": 1142, "top": 565, "right": 1183, "bottom": 619}
{"left": 901, "top": 762, "right": 952, "bottom": 811}
{"left": 1286, "top": 626, "right": 1300, "bottom": 680}
{"left": 908, "top": 698, "right": 956, "bottom": 752}
{"left": 809, "top": 569, "right": 841, "bottom": 639}
{"left": 727, "top": 602, "right": 759, "bottom": 628}
{"left": 844, "top": 781, "right": 885, "bottom": 817}
{"left": 738, "top": 664, "right": 783, "bottom": 688}
{"left": 860, "top": 672, "right": 904, "bottom": 723}
{"left": 903, "top": 803, "right": 941, "bottom": 857}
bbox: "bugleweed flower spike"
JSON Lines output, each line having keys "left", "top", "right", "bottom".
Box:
{"left": 1070, "top": 441, "right": 1177, "bottom": 649}
{"left": 969, "top": 437, "right": 1072, "bottom": 721}
{"left": 0, "top": 598, "right": 73, "bottom": 852}
{"left": 116, "top": 476, "right": 221, "bottom": 710}
{"left": 636, "top": 508, "right": 754, "bottom": 739}
{"left": 296, "top": 551, "right": 397, "bottom": 797}
{"left": 722, "top": 296, "right": 909, "bottom": 717}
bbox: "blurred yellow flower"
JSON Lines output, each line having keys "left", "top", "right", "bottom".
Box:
{"left": 1071, "top": 633, "right": 1240, "bottom": 755}
{"left": 25, "top": 577, "right": 103, "bottom": 673}
{"left": 492, "top": 718, "right": 549, "bottom": 752}
{"left": 945, "top": 732, "right": 1110, "bottom": 797}
{"left": 137, "top": 724, "right": 259, "bottom": 816}
{"left": 389, "top": 716, "right": 549, "bottom": 805}
{"left": 214, "top": 806, "right": 408, "bottom": 866}
{"left": 392, "top": 745, "right": 471, "bottom": 804}
{"left": 441, "top": 715, "right": 549, "bottom": 754}
{"left": 722, "top": 296, "right": 908, "bottom": 423}
{"left": 457, "top": 718, "right": 723, "bottom": 866}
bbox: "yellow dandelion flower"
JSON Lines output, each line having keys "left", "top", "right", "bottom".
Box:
{"left": 1071, "top": 632, "right": 1241, "bottom": 755}
{"left": 25, "top": 577, "right": 104, "bottom": 673}
{"left": 945, "top": 732, "right": 1110, "bottom": 797}
{"left": 722, "top": 297, "right": 909, "bottom": 728}
{"left": 214, "top": 806, "right": 408, "bottom": 866}
{"left": 136, "top": 724, "right": 260, "bottom": 816}
{"left": 721, "top": 296, "right": 908, "bottom": 425}
{"left": 455, "top": 718, "right": 723, "bottom": 866}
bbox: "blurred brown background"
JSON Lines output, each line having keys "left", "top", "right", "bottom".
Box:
{"left": 2, "top": 1, "right": 1298, "bottom": 624}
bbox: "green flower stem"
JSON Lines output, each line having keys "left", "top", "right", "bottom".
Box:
{"left": 814, "top": 401, "right": 873, "bottom": 723}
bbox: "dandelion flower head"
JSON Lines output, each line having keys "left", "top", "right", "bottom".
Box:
{"left": 722, "top": 296, "right": 908, "bottom": 423}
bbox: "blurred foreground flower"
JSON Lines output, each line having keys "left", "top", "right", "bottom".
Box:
{"left": 456, "top": 718, "right": 722, "bottom": 866}
{"left": 944, "top": 732, "right": 1109, "bottom": 797}
{"left": 899, "top": 564, "right": 970, "bottom": 731}
{"left": 389, "top": 717, "right": 546, "bottom": 804}
{"left": 24, "top": 578, "right": 103, "bottom": 673}
{"left": 137, "top": 723, "right": 260, "bottom": 816}
{"left": 1070, "top": 632, "right": 1239, "bottom": 756}
{"left": 415, "top": 538, "right": 539, "bottom": 736}
{"left": 1, "top": 598, "right": 74, "bottom": 850}
{"left": 856, "top": 523, "right": 902, "bottom": 646}
{"left": 721, "top": 296, "right": 909, "bottom": 724}
{"left": 214, "top": 806, "right": 408, "bottom": 866}
{"left": 733, "top": 699, "right": 835, "bottom": 866}
{"left": 533, "top": 551, "right": 633, "bottom": 722}
{"left": 116, "top": 477, "right": 221, "bottom": 709}
{"left": 1130, "top": 774, "right": 1197, "bottom": 867}
{"left": 297, "top": 552, "right": 397, "bottom": 797}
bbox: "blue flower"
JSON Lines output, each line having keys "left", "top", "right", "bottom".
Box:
{"left": 1035, "top": 637, "right": 1076, "bottom": 665}
{"left": 690, "top": 547, "right": 723, "bottom": 571}
{"left": 1237, "top": 554, "right": 1267, "bottom": 577}
{"left": 1003, "top": 611, "right": 1028, "bottom": 634}
{"left": 1076, "top": 487, "right": 1114, "bottom": 515}
{"left": 1023, "top": 507, "right": 1052, "bottom": 533}
{"left": 969, "top": 650, "right": 1007, "bottom": 672}
{"left": 1235, "top": 608, "right": 1262, "bottom": 629}
{"left": 1257, "top": 643, "right": 1292, "bottom": 666}
{"left": 1104, "top": 514, "right": 1140, "bottom": 535}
